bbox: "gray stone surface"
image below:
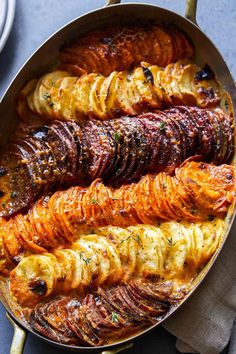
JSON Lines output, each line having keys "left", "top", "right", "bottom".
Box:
{"left": 0, "top": 1, "right": 235, "bottom": 353}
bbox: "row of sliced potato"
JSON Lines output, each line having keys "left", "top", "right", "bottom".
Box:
{"left": 17, "top": 60, "right": 223, "bottom": 122}
{"left": 9, "top": 219, "right": 224, "bottom": 307}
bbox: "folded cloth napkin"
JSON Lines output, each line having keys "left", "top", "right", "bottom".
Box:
{"left": 163, "top": 219, "right": 236, "bottom": 354}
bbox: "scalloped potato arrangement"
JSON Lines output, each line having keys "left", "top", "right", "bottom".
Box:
{"left": 18, "top": 60, "right": 223, "bottom": 122}
{"left": 10, "top": 219, "right": 224, "bottom": 307}
{"left": 0, "top": 20, "right": 235, "bottom": 348}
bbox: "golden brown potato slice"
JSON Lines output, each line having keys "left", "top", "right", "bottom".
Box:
{"left": 72, "top": 73, "right": 99, "bottom": 119}
{"left": 86, "top": 234, "right": 121, "bottom": 283}
{"left": 56, "top": 77, "right": 78, "bottom": 120}
{"left": 131, "top": 65, "right": 158, "bottom": 108}
{"left": 147, "top": 64, "right": 165, "bottom": 104}
{"left": 115, "top": 71, "right": 137, "bottom": 115}
{"left": 37, "top": 71, "right": 69, "bottom": 118}
{"left": 177, "top": 64, "right": 197, "bottom": 106}
{"left": 54, "top": 249, "right": 76, "bottom": 292}
{"left": 104, "top": 71, "right": 120, "bottom": 118}
{"left": 9, "top": 254, "right": 59, "bottom": 307}
{"left": 89, "top": 74, "right": 106, "bottom": 119}
{"left": 130, "top": 225, "right": 167, "bottom": 278}
{"left": 78, "top": 235, "right": 111, "bottom": 285}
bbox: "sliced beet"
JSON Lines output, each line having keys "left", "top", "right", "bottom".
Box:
{"left": 0, "top": 143, "right": 39, "bottom": 217}
{"left": 99, "top": 122, "right": 117, "bottom": 180}
{"left": 96, "top": 125, "right": 116, "bottom": 179}
{"left": 172, "top": 107, "right": 199, "bottom": 158}
{"left": 186, "top": 106, "right": 215, "bottom": 161}
{"left": 31, "top": 299, "right": 79, "bottom": 345}
{"left": 24, "top": 137, "right": 53, "bottom": 184}
{"left": 66, "top": 298, "right": 91, "bottom": 345}
{"left": 107, "top": 119, "right": 131, "bottom": 185}
{"left": 126, "top": 283, "right": 169, "bottom": 319}
{"left": 138, "top": 114, "right": 161, "bottom": 173}
{"left": 54, "top": 121, "right": 78, "bottom": 178}
{"left": 46, "top": 124, "right": 71, "bottom": 183}
{"left": 9, "top": 141, "right": 42, "bottom": 188}
{"left": 102, "top": 120, "right": 122, "bottom": 182}
{"left": 83, "top": 120, "right": 112, "bottom": 182}
{"left": 164, "top": 110, "right": 187, "bottom": 165}
{"left": 120, "top": 118, "right": 148, "bottom": 183}
{"left": 116, "top": 118, "right": 139, "bottom": 184}
{"left": 49, "top": 123, "right": 75, "bottom": 181}
{"left": 147, "top": 113, "right": 172, "bottom": 172}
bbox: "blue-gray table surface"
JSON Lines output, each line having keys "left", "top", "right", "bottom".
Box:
{"left": 0, "top": 1, "right": 235, "bottom": 353}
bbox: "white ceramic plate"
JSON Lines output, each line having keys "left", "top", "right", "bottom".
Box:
{"left": 0, "top": 0, "right": 15, "bottom": 53}
{"left": 0, "top": 0, "right": 7, "bottom": 37}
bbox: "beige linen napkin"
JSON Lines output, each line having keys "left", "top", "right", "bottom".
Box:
{"left": 163, "top": 219, "right": 236, "bottom": 354}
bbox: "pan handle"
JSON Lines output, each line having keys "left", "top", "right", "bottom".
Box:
{"left": 6, "top": 313, "right": 27, "bottom": 354}
{"left": 185, "top": 0, "right": 198, "bottom": 25}
{"left": 106, "top": 0, "right": 120, "bottom": 5}
{"left": 105, "top": 0, "right": 198, "bottom": 26}
{"left": 101, "top": 343, "right": 133, "bottom": 354}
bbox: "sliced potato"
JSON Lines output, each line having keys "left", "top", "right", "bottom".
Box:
{"left": 104, "top": 71, "right": 120, "bottom": 118}
{"left": 72, "top": 73, "right": 98, "bottom": 118}
{"left": 131, "top": 65, "right": 157, "bottom": 107}
{"left": 56, "top": 77, "right": 78, "bottom": 120}
{"left": 9, "top": 254, "right": 57, "bottom": 307}
{"left": 130, "top": 225, "right": 167, "bottom": 278}
{"left": 9, "top": 218, "right": 225, "bottom": 307}
{"left": 20, "top": 59, "right": 225, "bottom": 122}
{"left": 89, "top": 74, "right": 106, "bottom": 119}
{"left": 38, "top": 71, "right": 69, "bottom": 118}
{"left": 115, "top": 71, "right": 137, "bottom": 115}
{"left": 78, "top": 235, "right": 111, "bottom": 285}
{"left": 176, "top": 64, "right": 197, "bottom": 106}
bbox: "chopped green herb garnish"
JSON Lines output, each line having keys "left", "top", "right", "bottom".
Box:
{"left": 91, "top": 198, "right": 98, "bottom": 205}
{"left": 120, "top": 235, "right": 132, "bottom": 244}
{"left": 1, "top": 203, "right": 6, "bottom": 209}
{"left": 120, "top": 235, "right": 142, "bottom": 246}
{"left": 114, "top": 132, "right": 121, "bottom": 142}
{"left": 80, "top": 252, "right": 92, "bottom": 265}
{"left": 111, "top": 312, "right": 119, "bottom": 323}
{"left": 159, "top": 122, "right": 166, "bottom": 131}
{"left": 134, "top": 235, "right": 142, "bottom": 245}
